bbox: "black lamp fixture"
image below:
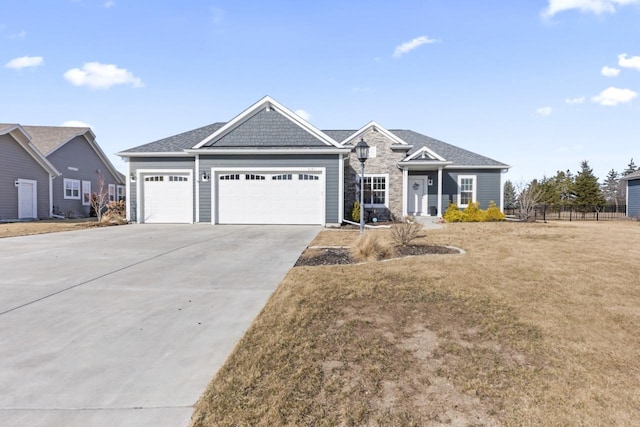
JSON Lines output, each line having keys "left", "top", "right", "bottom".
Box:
{"left": 200, "top": 171, "right": 210, "bottom": 182}
{"left": 354, "top": 137, "right": 370, "bottom": 234}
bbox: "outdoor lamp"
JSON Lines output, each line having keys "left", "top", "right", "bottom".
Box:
{"left": 354, "top": 138, "right": 370, "bottom": 234}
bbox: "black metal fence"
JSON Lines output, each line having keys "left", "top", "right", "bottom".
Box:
{"left": 505, "top": 205, "right": 627, "bottom": 221}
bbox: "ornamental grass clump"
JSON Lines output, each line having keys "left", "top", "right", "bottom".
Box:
{"left": 352, "top": 232, "right": 394, "bottom": 262}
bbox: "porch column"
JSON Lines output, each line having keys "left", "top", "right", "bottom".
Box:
{"left": 195, "top": 154, "right": 200, "bottom": 223}
{"left": 402, "top": 168, "right": 408, "bottom": 217}
{"left": 437, "top": 166, "right": 443, "bottom": 217}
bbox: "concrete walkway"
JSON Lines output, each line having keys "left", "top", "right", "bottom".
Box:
{"left": 0, "top": 224, "right": 319, "bottom": 427}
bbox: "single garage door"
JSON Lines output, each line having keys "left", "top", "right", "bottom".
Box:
{"left": 217, "top": 171, "right": 323, "bottom": 224}
{"left": 142, "top": 174, "right": 192, "bottom": 223}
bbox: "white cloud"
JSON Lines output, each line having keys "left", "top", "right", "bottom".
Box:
{"left": 63, "top": 62, "right": 143, "bottom": 89}
{"left": 393, "top": 35, "right": 437, "bottom": 58}
{"left": 591, "top": 86, "right": 638, "bottom": 106}
{"left": 536, "top": 106, "right": 553, "bottom": 116}
{"left": 9, "top": 30, "right": 27, "bottom": 39}
{"left": 618, "top": 53, "right": 640, "bottom": 71}
{"left": 601, "top": 66, "right": 620, "bottom": 77}
{"left": 565, "top": 96, "right": 586, "bottom": 104}
{"left": 104, "top": 0, "right": 115, "bottom": 8}
{"left": 295, "top": 109, "right": 311, "bottom": 121}
{"left": 62, "top": 120, "right": 92, "bottom": 128}
{"left": 5, "top": 55, "right": 44, "bottom": 70}
{"left": 543, "top": 0, "right": 640, "bottom": 17}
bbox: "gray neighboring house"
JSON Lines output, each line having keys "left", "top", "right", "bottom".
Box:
{"left": 24, "top": 126, "right": 125, "bottom": 218}
{"left": 0, "top": 124, "right": 59, "bottom": 220}
{"left": 622, "top": 170, "right": 640, "bottom": 218}
{"left": 118, "top": 96, "right": 510, "bottom": 225}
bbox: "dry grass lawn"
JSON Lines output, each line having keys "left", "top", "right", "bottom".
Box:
{"left": 191, "top": 221, "right": 640, "bottom": 426}
{"left": 0, "top": 219, "right": 103, "bottom": 238}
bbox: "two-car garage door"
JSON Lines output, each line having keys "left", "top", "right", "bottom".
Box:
{"left": 139, "top": 169, "right": 325, "bottom": 225}
{"left": 216, "top": 171, "right": 324, "bottom": 225}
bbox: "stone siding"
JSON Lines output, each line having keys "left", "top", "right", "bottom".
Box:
{"left": 344, "top": 129, "right": 406, "bottom": 221}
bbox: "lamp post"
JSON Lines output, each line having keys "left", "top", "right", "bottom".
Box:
{"left": 354, "top": 137, "right": 370, "bottom": 234}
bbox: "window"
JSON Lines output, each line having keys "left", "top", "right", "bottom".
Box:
{"left": 357, "top": 174, "right": 388, "bottom": 207}
{"left": 272, "top": 174, "right": 292, "bottom": 180}
{"left": 457, "top": 175, "right": 477, "bottom": 207}
{"left": 220, "top": 174, "right": 240, "bottom": 180}
{"left": 299, "top": 174, "right": 319, "bottom": 181}
{"left": 117, "top": 185, "right": 125, "bottom": 201}
{"left": 64, "top": 179, "right": 80, "bottom": 200}
{"left": 246, "top": 174, "right": 265, "bottom": 180}
{"left": 168, "top": 176, "right": 188, "bottom": 182}
{"left": 82, "top": 181, "right": 91, "bottom": 205}
{"left": 108, "top": 184, "right": 116, "bottom": 202}
{"left": 145, "top": 176, "right": 164, "bottom": 182}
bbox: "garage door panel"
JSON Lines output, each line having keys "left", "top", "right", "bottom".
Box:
{"left": 217, "top": 172, "right": 322, "bottom": 225}
{"left": 143, "top": 174, "right": 192, "bottom": 223}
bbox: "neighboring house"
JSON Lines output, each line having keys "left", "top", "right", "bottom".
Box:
{"left": 0, "top": 124, "right": 60, "bottom": 220}
{"left": 24, "top": 126, "right": 125, "bottom": 218}
{"left": 117, "top": 96, "right": 510, "bottom": 225}
{"left": 622, "top": 170, "right": 640, "bottom": 218}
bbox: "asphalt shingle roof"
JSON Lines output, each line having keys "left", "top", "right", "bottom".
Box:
{"left": 22, "top": 126, "right": 89, "bottom": 156}
{"left": 121, "top": 122, "right": 508, "bottom": 167}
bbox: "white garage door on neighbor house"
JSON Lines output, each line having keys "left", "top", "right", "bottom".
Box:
{"left": 214, "top": 169, "right": 324, "bottom": 225}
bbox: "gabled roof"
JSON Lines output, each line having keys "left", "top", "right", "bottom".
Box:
{"left": 0, "top": 123, "right": 60, "bottom": 176}
{"left": 621, "top": 170, "right": 640, "bottom": 181}
{"left": 21, "top": 125, "right": 124, "bottom": 183}
{"left": 194, "top": 96, "right": 342, "bottom": 149}
{"left": 338, "top": 121, "right": 409, "bottom": 148}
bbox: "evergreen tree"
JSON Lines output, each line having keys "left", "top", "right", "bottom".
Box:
{"left": 573, "top": 160, "right": 605, "bottom": 211}
{"left": 602, "top": 169, "right": 621, "bottom": 211}
{"left": 623, "top": 158, "right": 638, "bottom": 176}
{"left": 503, "top": 180, "right": 517, "bottom": 209}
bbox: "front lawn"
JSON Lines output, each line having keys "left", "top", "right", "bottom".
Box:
{"left": 191, "top": 221, "right": 640, "bottom": 426}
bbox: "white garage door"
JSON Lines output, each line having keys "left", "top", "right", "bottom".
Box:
{"left": 142, "top": 174, "right": 192, "bottom": 223}
{"left": 217, "top": 171, "right": 323, "bottom": 224}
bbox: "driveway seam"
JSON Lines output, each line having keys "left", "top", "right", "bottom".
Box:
{"left": 0, "top": 228, "right": 246, "bottom": 317}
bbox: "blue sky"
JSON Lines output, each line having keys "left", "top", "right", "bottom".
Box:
{"left": 2, "top": 0, "right": 639, "bottom": 183}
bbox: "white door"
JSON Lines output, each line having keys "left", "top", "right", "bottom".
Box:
{"left": 142, "top": 174, "right": 192, "bottom": 223}
{"left": 216, "top": 171, "right": 323, "bottom": 224}
{"left": 18, "top": 179, "right": 37, "bottom": 219}
{"left": 408, "top": 177, "right": 428, "bottom": 216}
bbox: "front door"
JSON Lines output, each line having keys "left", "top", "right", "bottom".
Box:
{"left": 408, "top": 177, "right": 428, "bottom": 216}
{"left": 18, "top": 179, "right": 37, "bottom": 219}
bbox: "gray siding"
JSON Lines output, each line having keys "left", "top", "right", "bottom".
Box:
{"left": 47, "top": 136, "right": 122, "bottom": 217}
{"left": 128, "top": 157, "right": 196, "bottom": 222}
{"left": 199, "top": 154, "right": 340, "bottom": 224}
{"left": 442, "top": 169, "right": 502, "bottom": 209}
{"left": 0, "top": 134, "right": 51, "bottom": 219}
{"left": 628, "top": 179, "right": 640, "bottom": 218}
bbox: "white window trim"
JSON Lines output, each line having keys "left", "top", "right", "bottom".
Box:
{"left": 82, "top": 180, "right": 91, "bottom": 206}
{"left": 457, "top": 175, "right": 477, "bottom": 208}
{"left": 117, "top": 185, "right": 125, "bottom": 201}
{"left": 64, "top": 178, "right": 81, "bottom": 200}
{"left": 357, "top": 173, "right": 389, "bottom": 208}
{"left": 108, "top": 184, "right": 116, "bottom": 202}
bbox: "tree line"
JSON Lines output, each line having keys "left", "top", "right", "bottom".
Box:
{"left": 504, "top": 158, "right": 638, "bottom": 219}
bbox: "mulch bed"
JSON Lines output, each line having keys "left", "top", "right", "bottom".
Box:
{"left": 295, "top": 244, "right": 460, "bottom": 267}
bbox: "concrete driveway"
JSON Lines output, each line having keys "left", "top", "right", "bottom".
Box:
{"left": 0, "top": 224, "right": 319, "bottom": 427}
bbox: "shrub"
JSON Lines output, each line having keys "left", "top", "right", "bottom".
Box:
{"left": 390, "top": 217, "right": 423, "bottom": 246}
{"left": 463, "top": 202, "right": 485, "bottom": 222}
{"left": 485, "top": 200, "right": 506, "bottom": 222}
{"left": 351, "top": 201, "right": 361, "bottom": 222}
{"left": 352, "top": 232, "right": 394, "bottom": 262}
{"left": 443, "top": 203, "right": 465, "bottom": 222}
{"left": 101, "top": 200, "right": 127, "bottom": 224}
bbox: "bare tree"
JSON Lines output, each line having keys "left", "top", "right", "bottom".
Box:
{"left": 90, "top": 174, "right": 110, "bottom": 222}
{"left": 516, "top": 180, "right": 543, "bottom": 221}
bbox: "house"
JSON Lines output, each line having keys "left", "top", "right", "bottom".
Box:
{"left": 23, "top": 126, "right": 125, "bottom": 218}
{"left": 622, "top": 170, "right": 640, "bottom": 218}
{"left": 117, "top": 96, "right": 510, "bottom": 225}
{"left": 0, "top": 124, "right": 59, "bottom": 220}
